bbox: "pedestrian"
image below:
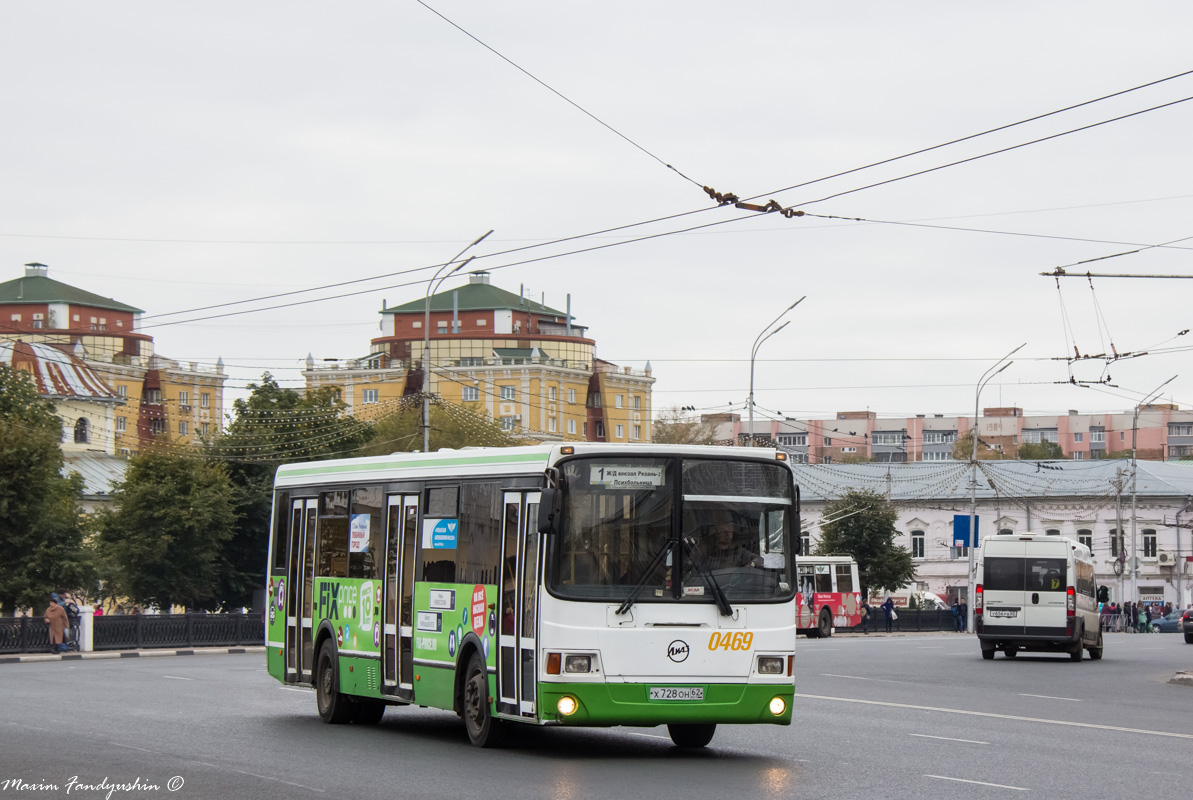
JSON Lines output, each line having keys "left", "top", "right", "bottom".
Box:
{"left": 111, "top": 603, "right": 125, "bottom": 616}
{"left": 1137, "top": 605, "right": 1147, "bottom": 633}
{"left": 881, "top": 596, "right": 895, "bottom": 633}
{"left": 860, "top": 602, "right": 871, "bottom": 634}
{"left": 44, "top": 594, "right": 68, "bottom": 653}
{"left": 959, "top": 600, "right": 968, "bottom": 632}
{"left": 951, "top": 601, "right": 962, "bottom": 632}
{"left": 93, "top": 604, "right": 104, "bottom": 617}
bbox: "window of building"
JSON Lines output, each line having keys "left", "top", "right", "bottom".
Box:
{"left": 841, "top": 447, "right": 857, "bottom": 453}
{"left": 459, "top": 357, "right": 484, "bottom": 367}
{"left": 1143, "top": 529, "right": 1157, "bottom": 558}
{"left": 923, "top": 451, "right": 952, "bottom": 461}
{"left": 590, "top": 394, "right": 601, "bottom": 408}
{"left": 462, "top": 386, "right": 479, "bottom": 402}
{"left": 362, "top": 389, "right": 378, "bottom": 404}
{"left": 201, "top": 393, "right": 210, "bottom": 408}
{"left": 1120, "top": 431, "right": 1125, "bottom": 441}
{"left": 412, "top": 320, "right": 422, "bottom": 329}
{"left": 500, "top": 417, "right": 517, "bottom": 431}
{"left": 800, "top": 534, "right": 811, "bottom": 556}
{"left": 1077, "top": 529, "right": 1092, "bottom": 550}
{"left": 595, "top": 422, "right": 604, "bottom": 438}
{"left": 150, "top": 418, "right": 166, "bottom": 436}
{"left": 117, "top": 385, "right": 127, "bottom": 398}
{"left": 9, "top": 314, "right": 19, "bottom": 322}
{"left": 567, "top": 388, "right": 576, "bottom": 404}
{"left": 116, "top": 416, "right": 126, "bottom": 432}
{"left": 476, "top": 318, "right": 486, "bottom": 326}
{"left": 144, "top": 389, "right": 162, "bottom": 404}
{"left": 179, "top": 421, "right": 189, "bottom": 436}
{"left": 777, "top": 433, "right": 807, "bottom": 446}
{"left": 437, "top": 322, "right": 447, "bottom": 334}
{"left": 615, "top": 394, "right": 623, "bottom": 409}
{"left": 179, "top": 390, "right": 189, "bottom": 407}
{"left": 872, "top": 433, "right": 901, "bottom": 445}
{"left": 823, "top": 437, "right": 832, "bottom": 446}
{"left": 821, "top": 456, "right": 832, "bottom": 464}
{"left": 632, "top": 425, "right": 641, "bottom": 440}
{"left": 73, "top": 314, "right": 80, "bottom": 322}
{"left": 998, "top": 528, "right": 1013, "bottom": 536}
{"left": 1070, "top": 432, "right": 1082, "bottom": 443}
{"left": 90, "top": 317, "right": 97, "bottom": 324}
{"left": 615, "top": 424, "right": 624, "bottom": 439}
{"left": 1169, "top": 423, "right": 1193, "bottom": 436}
{"left": 548, "top": 386, "right": 557, "bottom": 401}
{"left": 1072, "top": 451, "right": 1085, "bottom": 460}
{"left": 923, "top": 431, "right": 956, "bottom": 444}
{"left": 950, "top": 544, "right": 969, "bottom": 560}
{"left": 200, "top": 422, "right": 209, "bottom": 437}
{"left": 1091, "top": 428, "right": 1106, "bottom": 442}
{"left": 567, "top": 419, "right": 576, "bottom": 435}
{"left": 548, "top": 417, "right": 557, "bottom": 433}
{"left": 911, "top": 531, "right": 925, "bottom": 559}
{"left": 1045, "top": 528, "right": 1061, "bottom": 536}
{"left": 74, "top": 418, "right": 89, "bottom": 444}
{"left": 500, "top": 386, "right": 515, "bottom": 401}
{"left": 32, "top": 314, "right": 42, "bottom": 329}
{"left": 633, "top": 396, "right": 641, "bottom": 410}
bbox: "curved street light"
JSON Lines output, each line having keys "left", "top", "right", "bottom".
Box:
{"left": 423, "top": 230, "right": 493, "bottom": 452}
{"left": 1129, "top": 374, "right": 1177, "bottom": 601}
{"left": 748, "top": 297, "right": 805, "bottom": 446}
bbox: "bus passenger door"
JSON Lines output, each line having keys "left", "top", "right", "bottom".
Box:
{"left": 382, "top": 494, "right": 419, "bottom": 696}
{"left": 498, "top": 491, "right": 541, "bottom": 717}
{"left": 285, "top": 498, "right": 318, "bottom": 683}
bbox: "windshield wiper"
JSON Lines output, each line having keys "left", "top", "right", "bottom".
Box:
{"left": 682, "top": 537, "right": 734, "bottom": 617}
{"left": 616, "top": 539, "right": 674, "bottom": 616}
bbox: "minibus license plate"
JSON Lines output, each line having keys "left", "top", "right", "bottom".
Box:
{"left": 650, "top": 687, "right": 703, "bottom": 701}
{"left": 988, "top": 609, "right": 1018, "bottom": 618}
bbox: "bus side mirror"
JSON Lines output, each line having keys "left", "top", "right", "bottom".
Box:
{"left": 538, "top": 486, "right": 561, "bottom": 534}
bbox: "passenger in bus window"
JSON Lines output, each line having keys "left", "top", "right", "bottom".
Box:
{"left": 704, "top": 519, "right": 761, "bottom": 571}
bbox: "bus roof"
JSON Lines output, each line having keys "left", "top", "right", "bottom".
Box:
{"left": 273, "top": 442, "right": 788, "bottom": 488}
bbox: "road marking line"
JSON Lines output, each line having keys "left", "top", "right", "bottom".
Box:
{"left": 794, "top": 693, "right": 1193, "bottom": 740}
{"left": 1019, "top": 693, "right": 1080, "bottom": 702}
{"left": 279, "top": 686, "right": 312, "bottom": 693}
{"left": 918, "top": 646, "right": 945, "bottom": 649}
{"left": 628, "top": 732, "right": 670, "bottom": 740}
{"left": 821, "top": 673, "right": 906, "bottom": 684}
{"left": 112, "top": 743, "right": 162, "bottom": 754}
{"left": 163, "top": 675, "right": 194, "bottom": 681}
{"left": 926, "top": 775, "right": 1027, "bottom": 791}
{"left": 910, "top": 733, "right": 988, "bottom": 745}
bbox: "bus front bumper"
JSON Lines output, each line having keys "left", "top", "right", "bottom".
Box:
{"left": 538, "top": 681, "right": 794, "bottom": 727}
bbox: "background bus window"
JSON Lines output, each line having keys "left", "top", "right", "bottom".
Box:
{"left": 456, "top": 483, "right": 501, "bottom": 586}
{"left": 348, "top": 486, "right": 384, "bottom": 580}
{"left": 271, "top": 492, "right": 289, "bottom": 571}
{"left": 317, "top": 490, "right": 350, "bottom": 578}
{"left": 834, "top": 564, "right": 854, "bottom": 593}
{"left": 427, "top": 486, "right": 458, "bottom": 518}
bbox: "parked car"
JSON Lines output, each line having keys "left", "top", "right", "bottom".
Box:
{"left": 1181, "top": 607, "right": 1193, "bottom": 644}
{"left": 1150, "top": 610, "right": 1185, "bottom": 634}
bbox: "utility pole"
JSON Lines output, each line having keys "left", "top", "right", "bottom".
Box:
{"left": 1130, "top": 376, "right": 1177, "bottom": 602}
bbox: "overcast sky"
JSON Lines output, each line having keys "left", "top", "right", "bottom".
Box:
{"left": 4, "top": 3, "right": 1192, "bottom": 423}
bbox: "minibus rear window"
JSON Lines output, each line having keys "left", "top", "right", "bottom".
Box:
{"left": 1028, "top": 558, "right": 1067, "bottom": 592}
{"left": 982, "top": 558, "right": 1024, "bottom": 592}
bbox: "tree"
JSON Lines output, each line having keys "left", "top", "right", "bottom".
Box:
{"left": 953, "top": 431, "right": 1004, "bottom": 461}
{"left": 652, "top": 406, "right": 720, "bottom": 445}
{"left": 358, "top": 399, "right": 516, "bottom": 457}
{"left": 0, "top": 366, "right": 95, "bottom": 613}
{"left": 203, "top": 374, "right": 377, "bottom": 610}
{"left": 97, "top": 452, "right": 237, "bottom": 611}
{"left": 1017, "top": 440, "right": 1064, "bottom": 460}
{"left": 814, "top": 488, "right": 915, "bottom": 600}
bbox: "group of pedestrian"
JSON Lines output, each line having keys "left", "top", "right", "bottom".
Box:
{"left": 950, "top": 600, "right": 969, "bottom": 632}
{"left": 858, "top": 597, "right": 903, "bottom": 633}
{"left": 1099, "top": 600, "right": 1173, "bottom": 633}
{"left": 42, "top": 592, "right": 81, "bottom": 653}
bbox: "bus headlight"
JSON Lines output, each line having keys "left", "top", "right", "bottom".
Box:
{"left": 769, "top": 697, "right": 786, "bottom": 716}
{"left": 557, "top": 696, "right": 579, "bottom": 716}
{"left": 757, "top": 656, "right": 784, "bottom": 675}
{"left": 564, "top": 654, "right": 593, "bottom": 673}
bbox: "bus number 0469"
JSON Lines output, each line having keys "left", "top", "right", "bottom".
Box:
{"left": 707, "top": 631, "right": 753, "bottom": 651}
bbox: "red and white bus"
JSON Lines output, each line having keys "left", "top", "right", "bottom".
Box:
{"left": 796, "top": 556, "right": 861, "bottom": 637}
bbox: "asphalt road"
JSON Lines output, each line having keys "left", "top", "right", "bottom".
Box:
{"left": 2, "top": 633, "right": 1190, "bottom": 800}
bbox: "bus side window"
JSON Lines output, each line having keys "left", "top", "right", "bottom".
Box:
{"left": 834, "top": 564, "right": 854, "bottom": 593}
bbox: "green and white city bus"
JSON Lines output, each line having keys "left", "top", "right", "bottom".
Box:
{"left": 264, "top": 443, "right": 798, "bottom": 748}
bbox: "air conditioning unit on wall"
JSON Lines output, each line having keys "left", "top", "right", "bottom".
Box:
{"left": 1157, "top": 552, "right": 1174, "bottom": 566}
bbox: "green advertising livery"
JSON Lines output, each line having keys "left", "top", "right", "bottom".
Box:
{"left": 266, "top": 443, "right": 799, "bottom": 747}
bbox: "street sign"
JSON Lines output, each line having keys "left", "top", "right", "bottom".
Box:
{"left": 953, "top": 515, "right": 979, "bottom": 547}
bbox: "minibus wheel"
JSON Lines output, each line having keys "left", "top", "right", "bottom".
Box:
{"left": 1088, "top": 631, "right": 1103, "bottom": 661}
{"left": 1004, "top": 646, "right": 1017, "bottom": 658}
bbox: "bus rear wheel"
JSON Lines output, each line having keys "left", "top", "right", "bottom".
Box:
{"left": 668, "top": 723, "right": 716, "bottom": 748}
{"left": 461, "top": 652, "right": 504, "bottom": 748}
{"left": 817, "top": 609, "right": 832, "bottom": 639}
{"left": 316, "top": 640, "right": 352, "bottom": 724}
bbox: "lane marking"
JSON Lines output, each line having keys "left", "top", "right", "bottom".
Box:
{"left": 794, "top": 693, "right": 1193, "bottom": 740}
{"left": 628, "top": 732, "right": 670, "bottom": 740}
{"left": 926, "top": 775, "right": 1027, "bottom": 791}
{"left": 279, "top": 686, "right": 313, "bottom": 693}
{"left": 917, "top": 646, "right": 945, "bottom": 649}
{"left": 1019, "top": 693, "right": 1080, "bottom": 702}
{"left": 821, "top": 673, "right": 907, "bottom": 685}
{"left": 910, "top": 733, "right": 988, "bottom": 745}
{"left": 112, "top": 743, "right": 162, "bottom": 754}
{"left": 163, "top": 675, "right": 194, "bottom": 681}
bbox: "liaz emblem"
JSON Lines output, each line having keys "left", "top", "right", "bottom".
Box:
{"left": 667, "top": 640, "right": 690, "bottom": 663}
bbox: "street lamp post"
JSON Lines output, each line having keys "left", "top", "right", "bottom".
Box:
{"left": 967, "top": 343, "right": 1025, "bottom": 631}
{"left": 1129, "top": 375, "right": 1177, "bottom": 601}
{"left": 422, "top": 230, "right": 493, "bottom": 452}
{"left": 747, "top": 297, "right": 805, "bottom": 446}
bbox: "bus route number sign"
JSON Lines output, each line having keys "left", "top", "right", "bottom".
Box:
{"left": 591, "top": 465, "right": 664, "bottom": 489}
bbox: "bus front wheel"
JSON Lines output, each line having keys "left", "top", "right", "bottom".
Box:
{"left": 462, "top": 652, "right": 504, "bottom": 748}
{"left": 316, "top": 640, "right": 352, "bottom": 724}
{"left": 817, "top": 609, "right": 832, "bottom": 639}
{"left": 668, "top": 723, "right": 716, "bottom": 748}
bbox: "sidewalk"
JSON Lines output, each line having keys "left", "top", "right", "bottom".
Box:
{"left": 1, "top": 646, "right": 265, "bottom": 664}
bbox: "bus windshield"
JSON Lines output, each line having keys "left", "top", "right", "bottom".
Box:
{"left": 548, "top": 456, "right": 796, "bottom": 603}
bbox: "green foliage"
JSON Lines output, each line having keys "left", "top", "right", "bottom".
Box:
{"left": 952, "top": 431, "right": 1004, "bottom": 460}
{"left": 652, "top": 407, "right": 720, "bottom": 445}
{"left": 0, "top": 366, "right": 94, "bottom": 612}
{"left": 358, "top": 400, "right": 517, "bottom": 456}
{"left": 98, "top": 452, "right": 238, "bottom": 611}
{"left": 814, "top": 488, "right": 915, "bottom": 600}
{"left": 1017, "top": 440, "right": 1064, "bottom": 460}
